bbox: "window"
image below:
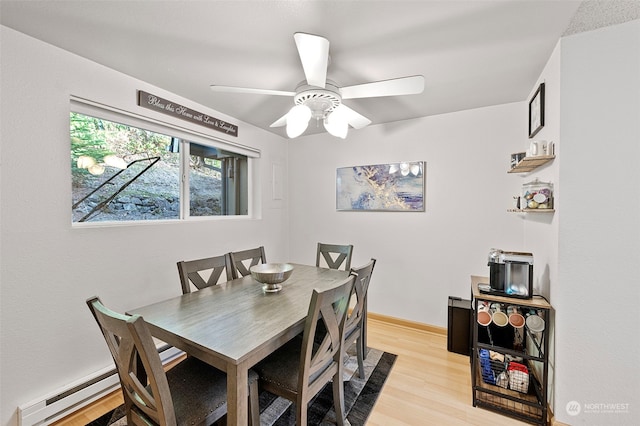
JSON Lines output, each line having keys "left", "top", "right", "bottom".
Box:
{"left": 188, "top": 142, "right": 248, "bottom": 217}
{"left": 71, "top": 109, "right": 250, "bottom": 224}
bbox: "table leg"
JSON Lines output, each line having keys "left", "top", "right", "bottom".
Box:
{"left": 227, "top": 363, "right": 249, "bottom": 426}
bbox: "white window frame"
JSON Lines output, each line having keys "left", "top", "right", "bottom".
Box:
{"left": 70, "top": 96, "right": 259, "bottom": 227}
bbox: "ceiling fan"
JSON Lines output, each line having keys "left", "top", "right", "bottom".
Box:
{"left": 210, "top": 32, "right": 425, "bottom": 139}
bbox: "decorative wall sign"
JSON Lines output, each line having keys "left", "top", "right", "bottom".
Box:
{"left": 336, "top": 162, "right": 425, "bottom": 211}
{"left": 137, "top": 90, "right": 238, "bottom": 137}
{"left": 528, "top": 83, "right": 545, "bottom": 138}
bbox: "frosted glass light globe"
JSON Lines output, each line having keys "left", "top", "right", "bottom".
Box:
{"left": 286, "top": 105, "right": 312, "bottom": 138}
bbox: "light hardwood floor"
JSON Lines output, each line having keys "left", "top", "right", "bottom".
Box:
{"left": 55, "top": 315, "right": 544, "bottom": 426}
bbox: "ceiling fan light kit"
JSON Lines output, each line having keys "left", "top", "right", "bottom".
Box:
{"left": 285, "top": 104, "right": 312, "bottom": 138}
{"left": 287, "top": 80, "right": 348, "bottom": 138}
{"left": 323, "top": 110, "right": 349, "bottom": 139}
{"left": 210, "top": 32, "right": 424, "bottom": 139}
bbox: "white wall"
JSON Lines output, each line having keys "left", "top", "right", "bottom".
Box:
{"left": 521, "top": 41, "right": 562, "bottom": 413}
{"left": 288, "top": 103, "right": 527, "bottom": 327}
{"left": 0, "top": 27, "right": 289, "bottom": 426}
{"left": 555, "top": 20, "right": 640, "bottom": 425}
{"left": 523, "top": 43, "right": 561, "bottom": 300}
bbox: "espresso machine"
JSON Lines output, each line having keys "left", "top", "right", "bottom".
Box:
{"left": 483, "top": 249, "right": 534, "bottom": 299}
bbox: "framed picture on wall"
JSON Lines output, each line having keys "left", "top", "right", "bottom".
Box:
{"left": 528, "top": 82, "right": 545, "bottom": 138}
{"left": 336, "top": 161, "right": 425, "bottom": 211}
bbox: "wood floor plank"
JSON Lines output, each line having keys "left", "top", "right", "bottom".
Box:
{"left": 362, "top": 318, "right": 529, "bottom": 426}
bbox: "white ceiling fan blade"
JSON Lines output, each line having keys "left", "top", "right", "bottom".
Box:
{"left": 294, "top": 32, "right": 329, "bottom": 88}
{"left": 270, "top": 111, "right": 289, "bottom": 128}
{"left": 340, "top": 75, "right": 425, "bottom": 100}
{"left": 337, "top": 104, "right": 372, "bottom": 129}
{"left": 210, "top": 85, "right": 295, "bottom": 97}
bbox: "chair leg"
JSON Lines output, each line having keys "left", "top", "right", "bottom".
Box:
{"left": 360, "top": 327, "right": 368, "bottom": 360}
{"left": 248, "top": 375, "right": 260, "bottom": 426}
{"left": 297, "top": 396, "right": 308, "bottom": 426}
{"left": 356, "top": 336, "right": 365, "bottom": 378}
{"left": 333, "top": 368, "right": 346, "bottom": 426}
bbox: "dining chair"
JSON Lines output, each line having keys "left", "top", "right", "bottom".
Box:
{"left": 253, "top": 274, "right": 355, "bottom": 426}
{"left": 176, "top": 253, "right": 233, "bottom": 294}
{"left": 345, "top": 258, "right": 376, "bottom": 378}
{"left": 86, "top": 296, "right": 260, "bottom": 426}
{"left": 229, "top": 246, "right": 266, "bottom": 278}
{"left": 316, "top": 242, "right": 354, "bottom": 271}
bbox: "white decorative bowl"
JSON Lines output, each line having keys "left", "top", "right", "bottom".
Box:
{"left": 250, "top": 263, "right": 294, "bottom": 292}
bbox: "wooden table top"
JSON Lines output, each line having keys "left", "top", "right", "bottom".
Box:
{"left": 128, "top": 263, "right": 350, "bottom": 366}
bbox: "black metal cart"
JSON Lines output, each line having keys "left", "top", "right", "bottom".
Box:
{"left": 470, "top": 275, "right": 551, "bottom": 425}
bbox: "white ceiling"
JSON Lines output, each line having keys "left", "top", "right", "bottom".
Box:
{"left": 1, "top": 0, "right": 634, "bottom": 139}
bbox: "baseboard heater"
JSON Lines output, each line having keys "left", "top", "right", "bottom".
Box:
{"left": 18, "top": 345, "right": 184, "bottom": 426}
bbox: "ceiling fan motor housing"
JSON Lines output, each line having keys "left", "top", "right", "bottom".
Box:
{"left": 294, "top": 80, "right": 341, "bottom": 119}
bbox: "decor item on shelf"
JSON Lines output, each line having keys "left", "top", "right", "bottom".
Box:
{"left": 547, "top": 141, "right": 555, "bottom": 155}
{"left": 510, "top": 152, "right": 526, "bottom": 169}
{"left": 513, "top": 195, "right": 521, "bottom": 210}
{"left": 528, "top": 82, "right": 545, "bottom": 138}
{"left": 522, "top": 179, "right": 553, "bottom": 210}
{"left": 336, "top": 162, "right": 425, "bottom": 211}
{"left": 210, "top": 32, "right": 424, "bottom": 139}
{"left": 528, "top": 140, "right": 548, "bottom": 157}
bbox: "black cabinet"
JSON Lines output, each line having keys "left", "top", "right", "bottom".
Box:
{"left": 470, "top": 276, "right": 551, "bottom": 425}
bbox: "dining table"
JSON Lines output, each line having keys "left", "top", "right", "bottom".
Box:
{"left": 128, "top": 263, "right": 352, "bottom": 426}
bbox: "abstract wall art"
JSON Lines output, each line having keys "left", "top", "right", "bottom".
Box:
{"left": 336, "top": 161, "right": 425, "bottom": 211}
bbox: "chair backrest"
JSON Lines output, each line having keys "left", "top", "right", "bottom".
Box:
{"left": 316, "top": 243, "right": 354, "bottom": 271}
{"left": 345, "top": 258, "right": 376, "bottom": 337}
{"left": 229, "top": 246, "right": 266, "bottom": 278}
{"left": 177, "top": 254, "right": 233, "bottom": 294}
{"left": 298, "top": 275, "right": 355, "bottom": 397}
{"left": 86, "top": 297, "right": 176, "bottom": 425}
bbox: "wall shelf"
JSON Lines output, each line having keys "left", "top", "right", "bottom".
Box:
{"left": 508, "top": 155, "right": 555, "bottom": 174}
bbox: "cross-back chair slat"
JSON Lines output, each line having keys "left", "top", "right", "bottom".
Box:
{"left": 229, "top": 246, "right": 266, "bottom": 278}
{"left": 316, "top": 242, "right": 354, "bottom": 271}
{"left": 176, "top": 254, "right": 233, "bottom": 294}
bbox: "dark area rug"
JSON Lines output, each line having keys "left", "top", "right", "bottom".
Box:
{"left": 87, "top": 345, "right": 396, "bottom": 426}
